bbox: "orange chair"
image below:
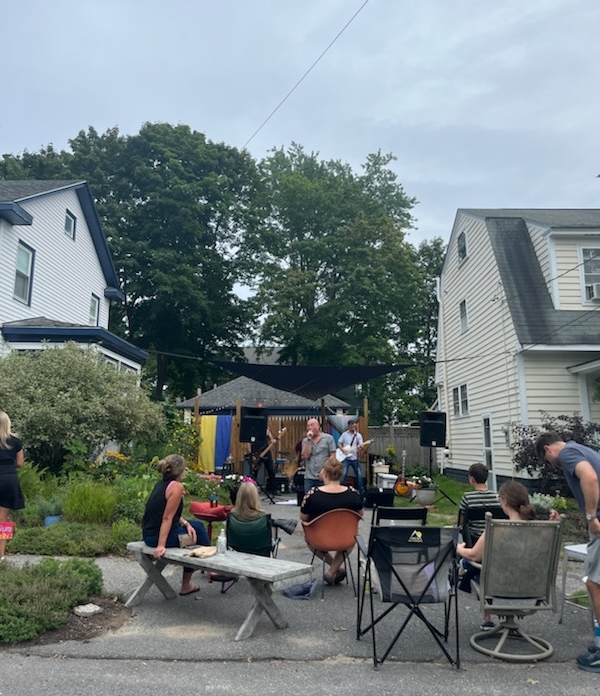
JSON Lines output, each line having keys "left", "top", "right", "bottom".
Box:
{"left": 302, "top": 508, "right": 362, "bottom": 599}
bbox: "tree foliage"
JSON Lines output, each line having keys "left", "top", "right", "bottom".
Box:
{"left": 512, "top": 412, "right": 600, "bottom": 494}
{"left": 0, "top": 343, "right": 166, "bottom": 474}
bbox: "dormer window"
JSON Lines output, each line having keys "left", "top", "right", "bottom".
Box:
{"left": 65, "top": 210, "right": 76, "bottom": 239}
{"left": 582, "top": 247, "right": 600, "bottom": 301}
{"left": 457, "top": 230, "right": 467, "bottom": 262}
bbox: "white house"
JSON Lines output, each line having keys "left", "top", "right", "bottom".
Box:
{"left": 436, "top": 208, "right": 600, "bottom": 487}
{"left": 0, "top": 180, "right": 147, "bottom": 371}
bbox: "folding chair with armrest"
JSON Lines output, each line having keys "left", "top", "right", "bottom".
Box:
{"left": 372, "top": 505, "right": 428, "bottom": 527}
{"left": 469, "top": 512, "right": 563, "bottom": 662}
{"left": 356, "top": 524, "right": 461, "bottom": 669}
{"left": 301, "top": 508, "right": 361, "bottom": 600}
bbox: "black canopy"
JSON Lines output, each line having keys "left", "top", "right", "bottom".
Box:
{"left": 213, "top": 361, "right": 411, "bottom": 401}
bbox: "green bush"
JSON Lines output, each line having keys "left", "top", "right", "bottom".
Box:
{"left": 11, "top": 521, "right": 137, "bottom": 556}
{"left": 63, "top": 481, "right": 118, "bottom": 523}
{"left": 0, "top": 557, "right": 102, "bottom": 643}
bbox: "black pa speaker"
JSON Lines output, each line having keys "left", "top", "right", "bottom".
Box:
{"left": 419, "top": 411, "right": 446, "bottom": 447}
{"left": 239, "top": 406, "right": 269, "bottom": 443}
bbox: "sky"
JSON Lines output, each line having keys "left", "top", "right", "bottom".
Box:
{"left": 3, "top": 0, "right": 600, "bottom": 245}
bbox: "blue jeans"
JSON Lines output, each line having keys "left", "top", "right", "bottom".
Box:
{"left": 340, "top": 459, "right": 364, "bottom": 493}
{"left": 304, "top": 477, "right": 320, "bottom": 493}
{"left": 144, "top": 519, "right": 210, "bottom": 572}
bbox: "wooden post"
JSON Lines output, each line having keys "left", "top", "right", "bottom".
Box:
{"left": 194, "top": 389, "right": 201, "bottom": 470}
{"left": 235, "top": 398, "right": 242, "bottom": 474}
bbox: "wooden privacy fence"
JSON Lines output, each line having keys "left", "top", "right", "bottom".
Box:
{"left": 367, "top": 425, "right": 432, "bottom": 472}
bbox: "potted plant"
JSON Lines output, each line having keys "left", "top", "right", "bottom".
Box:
{"left": 408, "top": 473, "right": 436, "bottom": 506}
{"left": 37, "top": 495, "right": 63, "bottom": 526}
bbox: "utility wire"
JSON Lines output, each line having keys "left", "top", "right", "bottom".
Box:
{"left": 243, "top": 0, "right": 371, "bottom": 149}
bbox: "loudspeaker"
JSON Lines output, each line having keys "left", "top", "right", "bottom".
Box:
{"left": 239, "top": 406, "right": 268, "bottom": 443}
{"left": 419, "top": 411, "right": 446, "bottom": 447}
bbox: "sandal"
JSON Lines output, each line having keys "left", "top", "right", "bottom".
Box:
{"left": 334, "top": 569, "right": 347, "bottom": 585}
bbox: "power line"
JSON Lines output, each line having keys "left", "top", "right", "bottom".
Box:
{"left": 243, "top": 0, "right": 371, "bottom": 149}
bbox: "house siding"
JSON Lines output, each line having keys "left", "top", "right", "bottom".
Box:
{"left": 438, "top": 211, "right": 521, "bottom": 478}
{"left": 0, "top": 190, "right": 110, "bottom": 328}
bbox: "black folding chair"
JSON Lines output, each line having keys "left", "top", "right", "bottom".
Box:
{"left": 372, "top": 505, "right": 428, "bottom": 527}
{"left": 459, "top": 504, "right": 507, "bottom": 546}
{"left": 356, "top": 525, "right": 460, "bottom": 669}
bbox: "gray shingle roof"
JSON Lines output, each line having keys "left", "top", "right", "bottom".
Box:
{"left": 483, "top": 214, "right": 600, "bottom": 345}
{"left": 177, "top": 376, "right": 350, "bottom": 413}
{"left": 0, "top": 180, "right": 83, "bottom": 201}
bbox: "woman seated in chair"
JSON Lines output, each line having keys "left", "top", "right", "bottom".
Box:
{"left": 457, "top": 480, "right": 535, "bottom": 629}
{"left": 300, "top": 455, "right": 363, "bottom": 585}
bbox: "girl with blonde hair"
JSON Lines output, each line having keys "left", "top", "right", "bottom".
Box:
{"left": 0, "top": 411, "right": 25, "bottom": 561}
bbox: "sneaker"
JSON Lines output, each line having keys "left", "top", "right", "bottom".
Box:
{"left": 480, "top": 621, "right": 495, "bottom": 631}
{"left": 577, "top": 647, "right": 600, "bottom": 672}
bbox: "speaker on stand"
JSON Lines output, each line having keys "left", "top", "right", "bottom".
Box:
{"left": 419, "top": 411, "right": 456, "bottom": 506}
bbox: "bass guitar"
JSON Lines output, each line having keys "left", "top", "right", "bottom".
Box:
{"left": 250, "top": 427, "right": 287, "bottom": 473}
{"left": 394, "top": 449, "right": 411, "bottom": 496}
{"left": 335, "top": 439, "right": 373, "bottom": 463}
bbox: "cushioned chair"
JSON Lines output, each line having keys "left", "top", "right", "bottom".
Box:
{"left": 356, "top": 525, "right": 460, "bottom": 669}
{"left": 469, "top": 512, "right": 563, "bottom": 662}
{"left": 302, "top": 508, "right": 361, "bottom": 600}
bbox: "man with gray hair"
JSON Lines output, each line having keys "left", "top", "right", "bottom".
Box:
{"left": 301, "top": 418, "right": 335, "bottom": 493}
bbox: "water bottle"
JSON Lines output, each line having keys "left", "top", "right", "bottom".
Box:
{"left": 216, "top": 528, "right": 227, "bottom": 554}
{"left": 209, "top": 492, "right": 218, "bottom": 508}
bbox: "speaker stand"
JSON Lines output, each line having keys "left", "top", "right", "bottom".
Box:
{"left": 427, "top": 446, "right": 457, "bottom": 506}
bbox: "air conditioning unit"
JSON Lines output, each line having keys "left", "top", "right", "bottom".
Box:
{"left": 591, "top": 283, "right": 600, "bottom": 301}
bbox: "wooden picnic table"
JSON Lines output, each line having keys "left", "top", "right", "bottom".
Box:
{"left": 126, "top": 541, "right": 313, "bottom": 640}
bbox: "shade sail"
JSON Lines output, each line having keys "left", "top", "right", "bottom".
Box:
{"left": 212, "top": 361, "right": 411, "bottom": 401}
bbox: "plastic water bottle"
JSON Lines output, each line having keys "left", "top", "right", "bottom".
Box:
{"left": 216, "top": 528, "right": 227, "bottom": 554}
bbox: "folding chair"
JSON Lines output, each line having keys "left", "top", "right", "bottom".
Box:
{"left": 458, "top": 503, "right": 506, "bottom": 546}
{"left": 372, "top": 506, "right": 427, "bottom": 527}
{"left": 210, "top": 513, "right": 279, "bottom": 593}
{"left": 356, "top": 525, "right": 460, "bottom": 669}
{"left": 302, "top": 508, "right": 361, "bottom": 600}
{"left": 470, "top": 513, "right": 563, "bottom": 662}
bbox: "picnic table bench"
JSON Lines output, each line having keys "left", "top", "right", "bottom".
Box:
{"left": 126, "top": 541, "right": 313, "bottom": 640}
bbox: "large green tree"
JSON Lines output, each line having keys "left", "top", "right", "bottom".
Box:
{"left": 1, "top": 124, "right": 262, "bottom": 398}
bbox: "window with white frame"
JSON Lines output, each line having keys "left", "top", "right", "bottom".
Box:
{"left": 14, "top": 241, "right": 34, "bottom": 304}
{"left": 64, "top": 210, "right": 76, "bottom": 239}
{"left": 89, "top": 294, "right": 100, "bottom": 326}
{"left": 452, "top": 384, "right": 469, "bottom": 417}
{"left": 459, "top": 299, "right": 468, "bottom": 332}
{"left": 457, "top": 230, "right": 467, "bottom": 262}
{"left": 582, "top": 247, "right": 600, "bottom": 300}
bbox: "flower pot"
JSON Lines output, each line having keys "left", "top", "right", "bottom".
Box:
{"left": 413, "top": 487, "right": 437, "bottom": 506}
{"left": 44, "top": 515, "right": 62, "bottom": 527}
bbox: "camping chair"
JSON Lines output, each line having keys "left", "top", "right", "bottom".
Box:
{"left": 458, "top": 503, "right": 507, "bottom": 546}
{"left": 469, "top": 513, "right": 563, "bottom": 662}
{"left": 372, "top": 505, "right": 428, "bottom": 527}
{"left": 356, "top": 525, "right": 460, "bottom": 669}
{"left": 302, "top": 509, "right": 361, "bottom": 600}
{"left": 210, "top": 513, "right": 279, "bottom": 593}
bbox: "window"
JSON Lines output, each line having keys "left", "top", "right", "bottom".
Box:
{"left": 452, "top": 384, "right": 469, "bottom": 417}
{"left": 457, "top": 230, "right": 467, "bottom": 262}
{"left": 582, "top": 247, "right": 600, "bottom": 300}
{"left": 89, "top": 294, "right": 100, "bottom": 326}
{"left": 14, "top": 242, "right": 34, "bottom": 304}
{"left": 64, "top": 210, "right": 76, "bottom": 239}
{"left": 459, "top": 299, "right": 468, "bottom": 332}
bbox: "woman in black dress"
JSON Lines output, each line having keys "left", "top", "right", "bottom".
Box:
{"left": 0, "top": 411, "right": 25, "bottom": 561}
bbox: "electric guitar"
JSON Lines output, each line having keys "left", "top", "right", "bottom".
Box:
{"left": 335, "top": 439, "right": 373, "bottom": 463}
{"left": 394, "top": 449, "right": 411, "bottom": 496}
{"left": 251, "top": 427, "right": 287, "bottom": 473}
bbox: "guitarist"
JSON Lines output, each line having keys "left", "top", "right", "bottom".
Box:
{"left": 245, "top": 428, "right": 277, "bottom": 495}
{"left": 338, "top": 418, "right": 365, "bottom": 495}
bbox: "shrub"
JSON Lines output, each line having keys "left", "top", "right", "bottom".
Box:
{"left": 0, "top": 557, "right": 102, "bottom": 643}
{"left": 512, "top": 413, "right": 600, "bottom": 494}
{"left": 63, "top": 481, "right": 117, "bottom": 524}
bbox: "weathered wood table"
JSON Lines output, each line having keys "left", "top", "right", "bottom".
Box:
{"left": 126, "top": 541, "right": 313, "bottom": 640}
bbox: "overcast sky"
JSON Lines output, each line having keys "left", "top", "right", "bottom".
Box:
{"left": 3, "top": 0, "right": 600, "bottom": 244}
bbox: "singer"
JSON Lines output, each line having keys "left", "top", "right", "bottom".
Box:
{"left": 300, "top": 418, "right": 336, "bottom": 493}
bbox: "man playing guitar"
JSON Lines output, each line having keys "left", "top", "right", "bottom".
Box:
{"left": 337, "top": 418, "right": 365, "bottom": 494}
{"left": 245, "top": 428, "right": 277, "bottom": 495}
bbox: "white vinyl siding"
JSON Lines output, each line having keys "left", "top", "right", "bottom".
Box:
{"left": 0, "top": 189, "right": 110, "bottom": 329}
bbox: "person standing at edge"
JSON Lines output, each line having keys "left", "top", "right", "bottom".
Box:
{"left": 536, "top": 432, "right": 600, "bottom": 673}
{"left": 301, "top": 418, "right": 336, "bottom": 493}
{"left": 0, "top": 411, "right": 25, "bottom": 561}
